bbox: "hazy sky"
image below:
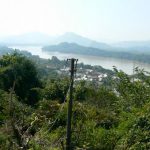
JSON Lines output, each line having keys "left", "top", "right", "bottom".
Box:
{"left": 0, "top": 0, "right": 150, "bottom": 42}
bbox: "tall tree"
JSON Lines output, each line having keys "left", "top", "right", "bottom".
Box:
{"left": 0, "top": 52, "right": 40, "bottom": 104}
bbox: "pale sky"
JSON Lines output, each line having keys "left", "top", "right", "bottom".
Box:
{"left": 0, "top": 0, "right": 150, "bottom": 42}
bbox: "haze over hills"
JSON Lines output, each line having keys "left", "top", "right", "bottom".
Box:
{"left": 0, "top": 32, "right": 53, "bottom": 46}
{"left": 113, "top": 40, "right": 150, "bottom": 47}
{"left": 43, "top": 42, "right": 150, "bottom": 64}
{"left": 0, "top": 32, "right": 150, "bottom": 53}
{"left": 0, "top": 32, "right": 111, "bottom": 49}
{"left": 112, "top": 41, "right": 150, "bottom": 53}
{"left": 51, "top": 32, "right": 111, "bottom": 50}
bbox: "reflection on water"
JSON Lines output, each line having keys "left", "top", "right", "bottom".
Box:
{"left": 10, "top": 45, "right": 150, "bottom": 75}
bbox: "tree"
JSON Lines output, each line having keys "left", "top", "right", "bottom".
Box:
{"left": 43, "top": 78, "right": 69, "bottom": 103}
{"left": 0, "top": 52, "right": 41, "bottom": 105}
{"left": 113, "top": 68, "right": 150, "bottom": 109}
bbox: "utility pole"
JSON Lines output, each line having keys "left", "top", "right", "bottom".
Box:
{"left": 66, "top": 58, "right": 78, "bottom": 150}
{"left": 9, "top": 81, "right": 15, "bottom": 117}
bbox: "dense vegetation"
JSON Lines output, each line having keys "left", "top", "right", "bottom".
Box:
{"left": 0, "top": 51, "right": 150, "bottom": 150}
{"left": 43, "top": 42, "right": 150, "bottom": 64}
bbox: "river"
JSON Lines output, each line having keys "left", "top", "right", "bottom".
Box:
{"left": 10, "top": 45, "right": 150, "bottom": 75}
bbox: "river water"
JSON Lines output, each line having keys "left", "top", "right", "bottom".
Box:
{"left": 10, "top": 45, "right": 150, "bottom": 75}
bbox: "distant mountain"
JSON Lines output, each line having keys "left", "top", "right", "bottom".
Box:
{"left": 51, "top": 32, "right": 111, "bottom": 50}
{"left": 1, "top": 32, "right": 150, "bottom": 54}
{"left": 43, "top": 42, "right": 113, "bottom": 56}
{"left": 42, "top": 42, "right": 150, "bottom": 64}
{"left": 112, "top": 41, "right": 150, "bottom": 53}
{"left": 0, "top": 32, "right": 111, "bottom": 49}
{"left": 113, "top": 41, "right": 150, "bottom": 48}
{"left": 0, "top": 32, "right": 53, "bottom": 46}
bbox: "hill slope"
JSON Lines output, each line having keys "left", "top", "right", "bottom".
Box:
{"left": 43, "top": 42, "right": 150, "bottom": 64}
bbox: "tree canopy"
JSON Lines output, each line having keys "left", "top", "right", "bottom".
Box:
{"left": 0, "top": 52, "right": 41, "bottom": 104}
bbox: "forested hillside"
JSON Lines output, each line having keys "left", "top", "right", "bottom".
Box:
{"left": 43, "top": 42, "right": 150, "bottom": 64}
{"left": 0, "top": 51, "right": 150, "bottom": 150}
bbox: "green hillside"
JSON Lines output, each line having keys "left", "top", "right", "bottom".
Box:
{"left": 0, "top": 50, "right": 149, "bottom": 150}
{"left": 43, "top": 42, "right": 150, "bottom": 64}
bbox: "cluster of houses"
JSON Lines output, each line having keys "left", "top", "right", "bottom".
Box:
{"left": 60, "top": 67, "right": 108, "bottom": 82}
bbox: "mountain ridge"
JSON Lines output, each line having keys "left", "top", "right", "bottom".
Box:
{"left": 42, "top": 42, "right": 150, "bottom": 64}
{"left": 0, "top": 32, "right": 150, "bottom": 53}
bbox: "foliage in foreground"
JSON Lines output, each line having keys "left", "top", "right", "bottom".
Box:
{"left": 0, "top": 53, "right": 150, "bottom": 150}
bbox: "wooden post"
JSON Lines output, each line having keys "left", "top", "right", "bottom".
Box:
{"left": 66, "top": 58, "right": 77, "bottom": 150}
